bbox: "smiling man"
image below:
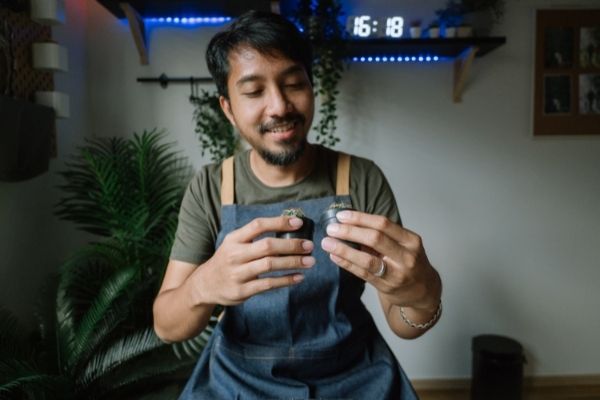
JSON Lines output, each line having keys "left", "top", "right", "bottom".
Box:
{"left": 153, "top": 10, "right": 442, "bottom": 399}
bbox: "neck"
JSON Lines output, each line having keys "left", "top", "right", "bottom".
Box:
{"left": 249, "top": 144, "right": 316, "bottom": 187}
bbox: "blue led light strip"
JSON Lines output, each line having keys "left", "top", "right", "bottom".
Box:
{"left": 145, "top": 16, "right": 232, "bottom": 25}
{"left": 351, "top": 55, "right": 448, "bottom": 63}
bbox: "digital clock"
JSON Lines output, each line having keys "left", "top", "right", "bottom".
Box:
{"left": 346, "top": 15, "right": 405, "bottom": 39}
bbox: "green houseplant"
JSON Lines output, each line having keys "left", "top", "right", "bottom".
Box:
{"left": 436, "top": 0, "right": 505, "bottom": 36}
{"left": 190, "top": 90, "right": 238, "bottom": 163}
{"left": 1, "top": 130, "right": 215, "bottom": 399}
{"left": 294, "top": 0, "right": 346, "bottom": 147}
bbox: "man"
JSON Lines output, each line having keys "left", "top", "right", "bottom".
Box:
{"left": 153, "top": 10, "right": 442, "bottom": 399}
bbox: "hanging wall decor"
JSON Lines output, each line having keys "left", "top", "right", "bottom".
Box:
{"left": 533, "top": 9, "right": 600, "bottom": 136}
{"left": 0, "top": 2, "right": 64, "bottom": 181}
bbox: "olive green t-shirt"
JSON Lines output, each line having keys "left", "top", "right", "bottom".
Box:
{"left": 170, "top": 145, "right": 401, "bottom": 265}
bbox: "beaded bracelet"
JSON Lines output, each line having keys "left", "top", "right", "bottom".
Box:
{"left": 399, "top": 300, "right": 442, "bottom": 330}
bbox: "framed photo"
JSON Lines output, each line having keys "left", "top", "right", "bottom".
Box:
{"left": 534, "top": 9, "right": 600, "bottom": 136}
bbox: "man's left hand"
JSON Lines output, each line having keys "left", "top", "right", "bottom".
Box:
{"left": 320, "top": 210, "right": 441, "bottom": 312}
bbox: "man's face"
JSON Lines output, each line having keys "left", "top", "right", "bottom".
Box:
{"left": 219, "top": 47, "right": 314, "bottom": 166}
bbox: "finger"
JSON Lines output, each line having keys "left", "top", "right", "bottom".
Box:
{"left": 322, "top": 237, "right": 382, "bottom": 276}
{"left": 335, "top": 210, "right": 421, "bottom": 251}
{"left": 326, "top": 222, "right": 403, "bottom": 260}
{"left": 242, "top": 255, "right": 315, "bottom": 280}
{"left": 230, "top": 216, "right": 304, "bottom": 243}
{"left": 245, "top": 237, "right": 314, "bottom": 261}
{"left": 241, "top": 274, "right": 305, "bottom": 298}
{"left": 328, "top": 253, "right": 395, "bottom": 291}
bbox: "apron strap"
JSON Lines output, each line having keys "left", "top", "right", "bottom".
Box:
{"left": 221, "top": 156, "right": 235, "bottom": 205}
{"left": 222, "top": 151, "right": 349, "bottom": 203}
{"left": 336, "top": 152, "right": 351, "bottom": 196}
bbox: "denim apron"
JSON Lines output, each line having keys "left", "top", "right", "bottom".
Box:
{"left": 179, "top": 152, "right": 418, "bottom": 400}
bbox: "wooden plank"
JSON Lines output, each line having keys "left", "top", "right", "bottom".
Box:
{"left": 119, "top": 2, "right": 148, "bottom": 65}
{"left": 453, "top": 46, "right": 478, "bottom": 103}
{"left": 413, "top": 375, "right": 600, "bottom": 400}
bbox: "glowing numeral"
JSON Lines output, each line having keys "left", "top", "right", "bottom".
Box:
{"left": 353, "top": 15, "right": 372, "bottom": 37}
{"left": 386, "top": 16, "right": 404, "bottom": 38}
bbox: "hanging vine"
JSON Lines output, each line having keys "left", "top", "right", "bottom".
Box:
{"left": 294, "top": 0, "right": 347, "bottom": 147}
{"left": 190, "top": 89, "right": 238, "bottom": 162}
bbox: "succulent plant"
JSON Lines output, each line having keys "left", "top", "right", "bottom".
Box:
{"left": 277, "top": 208, "right": 314, "bottom": 240}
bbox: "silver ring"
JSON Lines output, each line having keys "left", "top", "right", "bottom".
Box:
{"left": 374, "top": 258, "right": 387, "bottom": 278}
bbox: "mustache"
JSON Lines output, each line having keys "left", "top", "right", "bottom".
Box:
{"left": 259, "top": 113, "right": 305, "bottom": 134}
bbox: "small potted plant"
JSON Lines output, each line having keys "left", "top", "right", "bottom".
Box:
{"left": 457, "top": 22, "right": 474, "bottom": 37}
{"left": 320, "top": 202, "right": 359, "bottom": 249}
{"left": 277, "top": 208, "right": 314, "bottom": 240}
{"left": 409, "top": 19, "right": 422, "bottom": 39}
{"left": 444, "top": 25, "right": 457, "bottom": 38}
{"left": 428, "top": 21, "right": 441, "bottom": 38}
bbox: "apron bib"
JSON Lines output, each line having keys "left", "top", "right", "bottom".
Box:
{"left": 179, "top": 153, "right": 418, "bottom": 399}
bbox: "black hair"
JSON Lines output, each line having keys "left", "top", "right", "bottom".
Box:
{"left": 206, "top": 10, "right": 313, "bottom": 99}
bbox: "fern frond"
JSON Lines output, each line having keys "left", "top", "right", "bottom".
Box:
{"left": 0, "top": 359, "right": 66, "bottom": 398}
{"left": 76, "top": 327, "right": 164, "bottom": 388}
{"left": 65, "top": 266, "right": 137, "bottom": 369}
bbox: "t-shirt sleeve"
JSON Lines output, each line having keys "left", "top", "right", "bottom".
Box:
{"left": 169, "top": 166, "right": 220, "bottom": 265}
{"left": 350, "top": 158, "right": 402, "bottom": 226}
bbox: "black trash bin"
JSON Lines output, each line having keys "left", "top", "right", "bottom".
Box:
{"left": 471, "top": 334, "right": 525, "bottom": 400}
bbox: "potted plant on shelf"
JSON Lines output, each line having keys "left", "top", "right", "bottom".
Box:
{"left": 428, "top": 21, "right": 441, "bottom": 38}
{"left": 409, "top": 19, "right": 422, "bottom": 38}
{"left": 457, "top": 22, "right": 474, "bottom": 37}
{"left": 444, "top": 25, "right": 457, "bottom": 38}
{"left": 436, "top": 0, "right": 505, "bottom": 37}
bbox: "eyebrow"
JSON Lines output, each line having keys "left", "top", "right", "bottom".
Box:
{"left": 235, "top": 64, "right": 306, "bottom": 88}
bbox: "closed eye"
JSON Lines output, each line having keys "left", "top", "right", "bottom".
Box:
{"left": 285, "top": 82, "right": 306, "bottom": 89}
{"left": 243, "top": 90, "right": 263, "bottom": 97}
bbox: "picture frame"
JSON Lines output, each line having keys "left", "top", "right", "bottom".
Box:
{"left": 533, "top": 9, "right": 600, "bottom": 136}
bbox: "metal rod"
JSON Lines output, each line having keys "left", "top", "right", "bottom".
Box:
{"left": 136, "top": 73, "right": 213, "bottom": 88}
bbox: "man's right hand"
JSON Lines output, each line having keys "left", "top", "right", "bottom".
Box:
{"left": 188, "top": 216, "right": 315, "bottom": 306}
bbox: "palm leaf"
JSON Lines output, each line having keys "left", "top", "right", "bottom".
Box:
{"left": 79, "top": 348, "right": 194, "bottom": 400}
{"left": 0, "top": 308, "right": 22, "bottom": 360}
{"left": 0, "top": 359, "right": 67, "bottom": 400}
{"left": 170, "top": 318, "right": 216, "bottom": 360}
{"left": 76, "top": 327, "right": 164, "bottom": 388}
{"left": 65, "top": 266, "right": 138, "bottom": 370}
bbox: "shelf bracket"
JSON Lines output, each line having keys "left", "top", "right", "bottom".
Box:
{"left": 119, "top": 2, "right": 148, "bottom": 65}
{"left": 453, "top": 46, "right": 478, "bottom": 103}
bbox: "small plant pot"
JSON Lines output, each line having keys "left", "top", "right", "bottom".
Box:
{"left": 428, "top": 27, "right": 440, "bottom": 38}
{"left": 276, "top": 208, "right": 314, "bottom": 240}
{"left": 320, "top": 204, "right": 359, "bottom": 249}
{"left": 409, "top": 26, "right": 422, "bottom": 39}
{"left": 444, "top": 26, "right": 457, "bottom": 38}
{"left": 457, "top": 25, "right": 473, "bottom": 38}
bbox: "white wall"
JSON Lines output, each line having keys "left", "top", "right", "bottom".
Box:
{"left": 78, "top": 0, "right": 600, "bottom": 380}
{"left": 0, "top": 0, "right": 91, "bottom": 329}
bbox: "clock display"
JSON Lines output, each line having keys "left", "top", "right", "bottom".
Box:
{"left": 347, "top": 15, "right": 405, "bottom": 39}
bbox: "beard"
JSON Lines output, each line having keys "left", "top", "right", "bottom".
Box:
{"left": 255, "top": 113, "right": 308, "bottom": 166}
{"left": 257, "top": 138, "right": 306, "bottom": 166}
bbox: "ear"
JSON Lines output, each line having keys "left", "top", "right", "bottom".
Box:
{"left": 219, "top": 96, "right": 237, "bottom": 128}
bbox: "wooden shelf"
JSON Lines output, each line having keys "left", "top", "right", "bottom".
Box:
{"left": 344, "top": 37, "right": 506, "bottom": 102}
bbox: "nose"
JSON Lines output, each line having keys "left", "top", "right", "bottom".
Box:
{"left": 266, "top": 87, "right": 291, "bottom": 117}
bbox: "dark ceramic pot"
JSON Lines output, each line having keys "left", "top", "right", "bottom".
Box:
{"left": 319, "top": 206, "right": 359, "bottom": 249}
{"left": 276, "top": 216, "right": 314, "bottom": 240}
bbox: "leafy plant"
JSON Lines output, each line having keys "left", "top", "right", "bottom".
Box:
{"left": 190, "top": 90, "right": 238, "bottom": 162}
{"left": 436, "top": 0, "right": 505, "bottom": 28}
{"left": 294, "top": 0, "right": 346, "bottom": 147}
{"left": 1, "top": 129, "right": 216, "bottom": 399}
{"left": 0, "top": 308, "right": 67, "bottom": 400}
